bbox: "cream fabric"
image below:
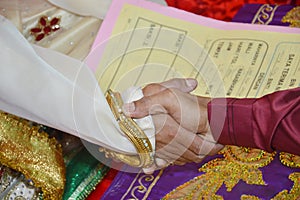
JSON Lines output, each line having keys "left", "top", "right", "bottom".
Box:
{"left": 0, "top": 0, "right": 157, "bottom": 154}
{"left": 48, "top": 0, "right": 167, "bottom": 19}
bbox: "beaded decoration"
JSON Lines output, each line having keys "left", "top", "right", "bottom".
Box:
{"left": 282, "top": 6, "right": 300, "bottom": 28}
{"left": 30, "top": 16, "right": 61, "bottom": 41}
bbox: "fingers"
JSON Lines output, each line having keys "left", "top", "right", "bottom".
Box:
{"left": 123, "top": 78, "right": 198, "bottom": 118}
{"left": 153, "top": 114, "right": 207, "bottom": 163}
{"left": 142, "top": 78, "right": 198, "bottom": 96}
{"left": 143, "top": 116, "right": 223, "bottom": 172}
{"left": 123, "top": 88, "right": 177, "bottom": 118}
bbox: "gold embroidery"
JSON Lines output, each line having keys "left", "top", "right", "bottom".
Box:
{"left": 279, "top": 152, "right": 300, "bottom": 168}
{"left": 121, "top": 171, "right": 141, "bottom": 200}
{"left": 0, "top": 112, "right": 65, "bottom": 200}
{"left": 163, "top": 146, "right": 275, "bottom": 199}
{"left": 282, "top": 7, "right": 300, "bottom": 28}
{"left": 99, "top": 90, "right": 154, "bottom": 168}
{"left": 130, "top": 174, "right": 154, "bottom": 199}
{"left": 143, "top": 169, "right": 164, "bottom": 200}
{"left": 121, "top": 169, "right": 164, "bottom": 200}
{"left": 272, "top": 172, "right": 300, "bottom": 199}
{"left": 241, "top": 195, "right": 260, "bottom": 200}
{"left": 251, "top": 4, "right": 279, "bottom": 25}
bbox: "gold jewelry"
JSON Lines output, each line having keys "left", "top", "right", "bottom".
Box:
{"left": 99, "top": 89, "right": 154, "bottom": 168}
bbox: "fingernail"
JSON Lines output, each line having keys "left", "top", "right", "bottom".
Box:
{"left": 185, "top": 78, "right": 197, "bottom": 89}
{"left": 122, "top": 102, "right": 135, "bottom": 116}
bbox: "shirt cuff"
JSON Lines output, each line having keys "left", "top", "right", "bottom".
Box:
{"left": 208, "top": 98, "right": 257, "bottom": 148}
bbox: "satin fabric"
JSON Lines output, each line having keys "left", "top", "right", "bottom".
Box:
{"left": 209, "top": 87, "right": 300, "bottom": 155}
{"left": 48, "top": 0, "right": 167, "bottom": 19}
{"left": 232, "top": 4, "right": 296, "bottom": 26}
{"left": 0, "top": 14, "right": 156, "bottom": 154}
{"left": 165, "top": 0, "right": 299, "bottom": 21}
{"left": 100, "top": 3, "right": 300, "bottom": 199}
{"left": 101, "top": 153, "right": 300, "bottom": 199}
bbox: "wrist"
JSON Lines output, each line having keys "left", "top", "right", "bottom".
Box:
{"left": 197, "top": 96, "right": 211, "bottom": 133}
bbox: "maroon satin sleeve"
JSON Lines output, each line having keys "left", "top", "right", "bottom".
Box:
{"left": 208, "top": 87, "right": 300, "bottom": 155}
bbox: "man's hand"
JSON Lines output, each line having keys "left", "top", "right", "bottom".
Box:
{"left": 123, "top": 78, "right": 223, "bottom": 170}
{"left": 124, "top": 78, "right": 210, "bottom": 133}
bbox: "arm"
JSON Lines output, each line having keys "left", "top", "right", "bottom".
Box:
{"left": 208, "top": 87, "right": 300, "bottom": 155}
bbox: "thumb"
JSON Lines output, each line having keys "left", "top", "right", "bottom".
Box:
{"left": 123, "top": 93, "right": 168, "bottom": 118}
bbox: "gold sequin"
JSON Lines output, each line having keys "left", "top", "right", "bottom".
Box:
{"left": 241, "top": 195, "right": 260, "bottom": 200}
{"left": 280, "top": 152, "right": 300, "bottom": 168}
{"left": 282, "top": 7, "right": 300, "bottom": 28}
{"left": 272, "top": 173, "right": 300, "bottom": 199}
{"left": 163, "top": 146, "right": 275, "bottom": 200}
{"left": 0, "top": 112, "right": 65, "bottom": 199}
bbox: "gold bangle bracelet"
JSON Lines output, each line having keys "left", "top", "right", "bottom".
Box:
{"left": 99, "top": 89, "right": 154, "bottom": 168}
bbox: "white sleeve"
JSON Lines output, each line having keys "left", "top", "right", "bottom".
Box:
{"left": 0, "top": 15, "right": 155, "bottom": 154}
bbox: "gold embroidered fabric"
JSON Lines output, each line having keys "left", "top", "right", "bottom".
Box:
{"left": 163, "top": 146, "right": 300, "bottom": 200}
{"left": 282, "top": 6, "right": 300, "bottom": 28}
{"left": 251, "top": 4, "right": 279, "bottom": 25}
{"left": 280, "top": 152, "right": 300, "bottom": 168}
{"left": 99, "top": 90, "right": 154, "bottom": 168}
{"left": 0, "top": 112, "right": 65, "bottom": 199}
{"left": 120, "top": 169, "right": 165, "bottom": 200}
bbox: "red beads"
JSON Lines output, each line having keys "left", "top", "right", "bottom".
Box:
{"left": 30, "top": 16, "right": 61, "bottom": 41}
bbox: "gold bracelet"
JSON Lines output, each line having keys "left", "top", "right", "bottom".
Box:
{"left": 99, "top": 89, "right": 154, "bottom": 168}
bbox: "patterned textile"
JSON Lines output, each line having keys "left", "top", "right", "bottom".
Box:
{"left": 165, "top": 0, "right": 300, "bottom": 21}
{"left": 99, "top": 3, "right": 300, "bottom": 200}
{"left": 0, "top": 1, "right": 108, "bottom": 199}
{"left": 101, "top": 146, "right": 300, "bottom": 199}
{"left": 0, "top": 113, "right": 65, "bottom": 199}
{"left": 233, "top": 4, "right": 300, "bottom": 27}
{"left": 0, "top": 113, "right": 110, "bottom": 200}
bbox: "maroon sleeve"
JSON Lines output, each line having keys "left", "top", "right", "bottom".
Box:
{"left": 207, "top": 87, "right": 300, "bottom": 155}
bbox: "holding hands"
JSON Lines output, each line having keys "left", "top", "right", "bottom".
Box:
{"left": 123, "top": 78, "right": 224, "bottom": 170}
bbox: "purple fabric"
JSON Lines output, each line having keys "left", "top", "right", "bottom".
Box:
{"left": 232, "top": 4, "right": 294, "bottom": 26}
{"left": 101, "top": 4, "right": 299, "bottom": 200}
{"left": 101, "top": 154, "right": 300, "bottom": 199}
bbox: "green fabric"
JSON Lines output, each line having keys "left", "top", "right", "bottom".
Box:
{"left": 63, "top": 147, "right": 110, "bottom": 200}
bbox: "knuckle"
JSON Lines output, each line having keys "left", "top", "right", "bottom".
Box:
{"left": 143, "top": 83, "right": 162, "bottom": 94}
{"left": 164, "top": 88, "right": 174, "bottom": 98}
{"left": 166, "top": 131, "right": 177, "bottom": 140}
{"left": 194, "top": 142, "right": 202, "bottom": 155}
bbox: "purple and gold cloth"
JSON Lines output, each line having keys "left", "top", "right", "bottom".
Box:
{"left": 101, "top": 146, "right": 300, "bottom": 199}
{"left": 232, "top": 4, "right": 299, "bottom": 27}
{"left": 101, "top": 4, "right": 300, "bottom": 200}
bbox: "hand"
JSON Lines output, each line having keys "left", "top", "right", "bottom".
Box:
{"left": 152, "top": 113, "right": 223, "bottom": 165}
{"left": 123, "top": 78, "right": 223, "bottom": 171}
{"left": 124, "top": 78, "right": 210, "bottom": 134}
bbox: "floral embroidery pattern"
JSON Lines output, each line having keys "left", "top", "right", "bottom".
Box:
{"left": 163, "top": 146, "right": 300, "bottom": 199}
{"left": 272, "top": 173, "right": 300, "bottom": 200}
{"left": 163, "top": 146, "right": 276, "bottom": 199}
{"left": 280, "top": 152, "right": 300, "bottom": 168}
{"left": 165, "top": 0, "right": 295, "bottom": 21}
{"left": 30, "top": 16, "right": 61, "bottom": 41}
{"left": 282, "top": 6, "right": 300, "bottom": 28}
